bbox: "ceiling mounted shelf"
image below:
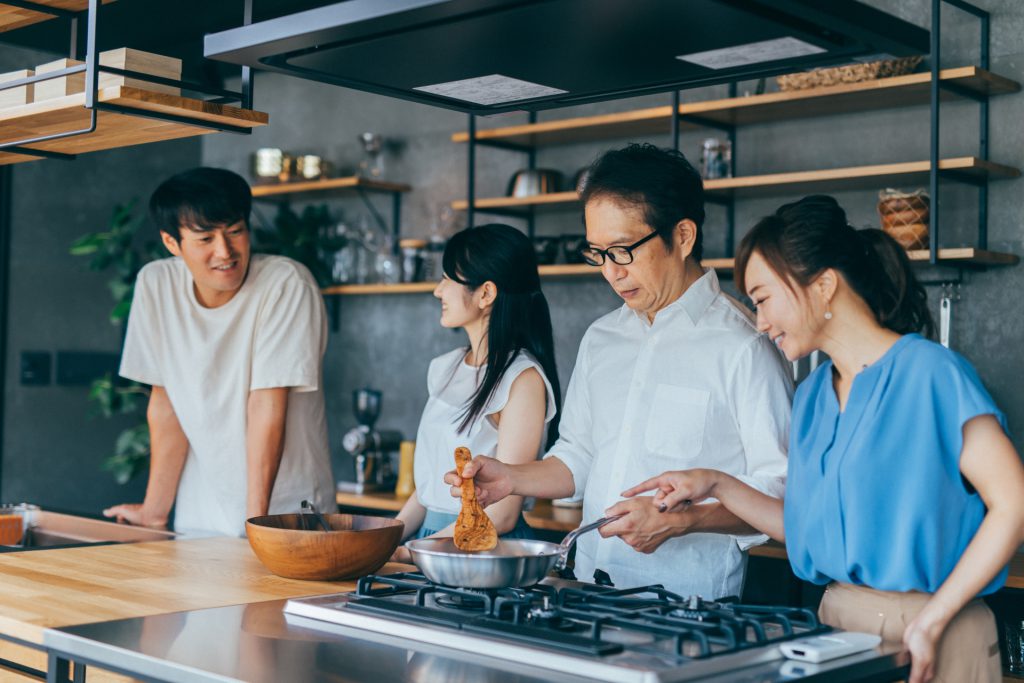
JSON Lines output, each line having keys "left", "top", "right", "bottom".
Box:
{"left": 0, "top": 0, "right": 113, "bottom": 33}
{"left": 452, "top": 67, "right": 1020, "bottom": 148}
{"left": 322, "top": 248, "right": 1018, "bottom": 296}
{"left": 0, "top": 86, "right": 268, "bottom": 165}
{"left": 451, "top": 157, "right": 1020, "bottom": 210}
{"left": 251, "top": 176, "right": 411, "bottom": 202}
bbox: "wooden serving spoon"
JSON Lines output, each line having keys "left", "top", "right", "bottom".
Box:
{"left": 452, "top": 446, "right": 498, "bottom": 551}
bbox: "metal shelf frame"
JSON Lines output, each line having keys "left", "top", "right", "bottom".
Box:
{"left": 930, "top": 0, "right": 992, "bottom": 267}
{"left": 0, "top": 0, "right": 259, "bottom": 160}
{"left": 460, "top": 0, "right": 1005, "bottom": 281}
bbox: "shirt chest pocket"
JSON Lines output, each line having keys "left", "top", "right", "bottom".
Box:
{"left": 643, "top": 384, "right": 711, "bottom": 462}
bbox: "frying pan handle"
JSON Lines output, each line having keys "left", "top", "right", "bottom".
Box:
{"left": 554, "top": 514, "right": 623, "bottom": 571}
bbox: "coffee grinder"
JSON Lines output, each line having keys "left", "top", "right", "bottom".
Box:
{"left": 338, "top": 388, "right": 402, "bottom": 494}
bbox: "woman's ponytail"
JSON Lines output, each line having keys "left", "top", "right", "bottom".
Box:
{"left": 856, "top": 229, "right": 934, "bottom": 337}
{"left": 736, "top": 195, "right": 935, "bottom": 337}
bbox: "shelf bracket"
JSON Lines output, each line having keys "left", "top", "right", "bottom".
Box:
{"left": 354, "top": 187, "right": 392, "bottom": 244}
{"left": 937, "top": 80, "right": 986, "bottom": 102}
{"left": 468, "top": 207, "right": 533, "bottom": 219}
{"left": 677, "top": 114, "right": 735, "bottom": 134}
{"left": 474, "top": 139, "right": 532, "bottom": 153}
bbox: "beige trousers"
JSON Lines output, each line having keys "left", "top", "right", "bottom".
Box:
{"left": 818, "top": 582, "right": 1001, "bottom": 683}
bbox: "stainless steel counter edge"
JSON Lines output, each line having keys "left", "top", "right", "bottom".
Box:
{"left": 43, "top": 629, "right": 238, "bottom": 683}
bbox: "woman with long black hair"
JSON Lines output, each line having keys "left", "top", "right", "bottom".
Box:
{"left": 622, "top": 195, "right": 1024, "bottom": 683}
{"left": 391, "top": 224, "right": 560, "bottom": 559}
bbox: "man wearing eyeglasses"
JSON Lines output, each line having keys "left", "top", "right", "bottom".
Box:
{"left": 447, "top": 143, "right": 792, "bottom": 599}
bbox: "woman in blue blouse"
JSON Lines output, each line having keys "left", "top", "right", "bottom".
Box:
{"left": 622, "top": 195, "right": 1024, "bottom": 683}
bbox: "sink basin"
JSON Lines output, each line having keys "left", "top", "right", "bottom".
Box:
{"left": 0, "top": 506, "right": 176, "bottom": 552}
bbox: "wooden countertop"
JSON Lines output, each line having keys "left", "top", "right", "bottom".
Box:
{"left": 0, "top": 536, "right": 405, "bottom": 646}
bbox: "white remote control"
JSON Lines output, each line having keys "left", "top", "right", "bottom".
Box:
{"left": 779, "top": 632, "right": 882, "bottom": 663}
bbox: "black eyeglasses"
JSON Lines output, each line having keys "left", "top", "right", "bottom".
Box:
{"left": 580, "top": 229, "right": 659, "bottom": 266}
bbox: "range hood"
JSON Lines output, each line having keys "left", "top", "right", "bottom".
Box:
{"left": 204, "top": 0, "right": 929, "bottom": 115}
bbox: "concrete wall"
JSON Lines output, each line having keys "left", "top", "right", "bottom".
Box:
{"left": 1, "top": 0, "right": 1021, "bottom": 510}
{"left": 1, "top": 139, "right": 203, "bottom": 510}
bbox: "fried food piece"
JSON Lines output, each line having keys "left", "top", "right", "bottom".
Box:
{"left": 452, "top": 447, "right": 498, "bottom": 551}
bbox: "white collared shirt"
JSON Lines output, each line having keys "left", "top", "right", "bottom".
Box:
{"left": 547, "top": 268, "right": 792, "bottom": 599}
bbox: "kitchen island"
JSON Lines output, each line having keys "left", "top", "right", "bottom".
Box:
{"left": 0, "top": 536, "right": 404, "bottom": 682}
{"left": 0, "top": 534, "right": 912, "bottom": 683}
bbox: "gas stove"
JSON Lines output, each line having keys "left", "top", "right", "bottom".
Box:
{"left": 285, "top": 572, "right": 833, "bottom": 682}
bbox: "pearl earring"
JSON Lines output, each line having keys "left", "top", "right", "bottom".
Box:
{"left": 824, "top": 309, "right": 833, "bottom": 321}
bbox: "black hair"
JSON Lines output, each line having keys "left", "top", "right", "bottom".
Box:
{"left": 149, "top": 167, "right": 252, "bottom": 241}
{"left": 442, "top": 224, "right": 561, "bottom": 448}
{"left": 735, "top": 195, "right": 934, "bottom": 337}
{"left": 579, "top": 143, "right": 706, "bottom": 261}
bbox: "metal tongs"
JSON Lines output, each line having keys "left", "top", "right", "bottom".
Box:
{"left": 554, "top": 514, "right": 623, "bottom": 572}
{"left": 300, "top": 499, "right": 331, "bottom": 532}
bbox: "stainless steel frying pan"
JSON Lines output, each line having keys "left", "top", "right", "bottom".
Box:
{"left": 405, "top": 515, "right": 620, "bottom": 588}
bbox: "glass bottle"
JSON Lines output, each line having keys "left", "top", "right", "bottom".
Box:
{"left": 358, "top": 132, "right": 385, "bottom": 179}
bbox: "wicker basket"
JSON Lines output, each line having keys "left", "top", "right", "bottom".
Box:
{"left": 878, "top": 188, "right": 930, "bottom": 250}
{"left": 776, "top": 56, "right": 923, "bottom": 91}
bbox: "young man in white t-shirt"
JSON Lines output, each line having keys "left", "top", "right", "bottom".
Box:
{"left": 103, "top": 167, "right": 335, "bottom": 537}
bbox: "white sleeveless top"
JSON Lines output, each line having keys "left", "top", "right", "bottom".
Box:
{"left": 413, "top": 348, "right": 557, "bottom": 513}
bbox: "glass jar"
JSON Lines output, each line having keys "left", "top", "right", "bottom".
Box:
{"left": 700, "top": 138, "right": 732, "bottom": 179}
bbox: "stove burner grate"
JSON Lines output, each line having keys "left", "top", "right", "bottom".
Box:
{"left": 350, "top": 573, "right": 830, "bottom": 661}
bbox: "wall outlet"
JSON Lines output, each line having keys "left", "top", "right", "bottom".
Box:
{"left": 20, "top": 351, "right": 51, "bottom": 386}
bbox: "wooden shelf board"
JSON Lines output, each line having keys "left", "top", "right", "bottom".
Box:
{"left": 0, "top": 86, "right": 268, "bottom": 165}
{"left": 0, "top": 0, "right": 113, "bottom": 33}
{"left": 0, "top": 150, "right": 41, "bottom": 165}
{"left": 336, "top": 491, "right": 407, "bottom": 512}
{"left": 907, "top": 248, "right": 1020, "bottom": 266}
{"left": 451, "top": 191, "right": 577, "bottom": 211}
{"left": 452, "top": 157, "right": 1019, "bottom": 210}
{"left": 322, "top": 282, "right": 437, "bottom": 295}
{"left": 322, "top": 249, "right": 1015, "bottom": 296}
{"left": 705, "top": 157, "right": 1020, "bottom": 197}
{"left": 452, "top": 67, "right": 1020, "bottom": 147}
{"left": 454, "top": 106, "right": 679, "bottom": 147}
{"left": 251, "top": 176, "right": 411, "bottom": 200}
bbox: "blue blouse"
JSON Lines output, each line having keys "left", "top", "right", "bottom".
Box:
{"left": 784, "top": 334, "right": 1008, "bottom": 595}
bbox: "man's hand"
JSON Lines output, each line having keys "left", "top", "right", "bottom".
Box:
{"left": 599, "top": 496, "right": 701, "bottom": 554}
{"left": 102, "top": 503, "right": 168, "bottom": 529}
{"left": 444, "top": 455, "right": 515, "bottom": 507}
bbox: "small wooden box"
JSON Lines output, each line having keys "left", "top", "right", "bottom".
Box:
{"left": 34, "top": 48, "right": 181, "bottom": 101}
{"left": 0, "top": 69, "right": 34, "bottom": 109}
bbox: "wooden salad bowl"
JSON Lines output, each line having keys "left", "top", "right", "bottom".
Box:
{"left": 246, "top": 513, "right": 404, "bottom": 581}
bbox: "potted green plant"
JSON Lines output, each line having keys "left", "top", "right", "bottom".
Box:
{"left": 70, "top": 201, "right": 160, "bottom": 484}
